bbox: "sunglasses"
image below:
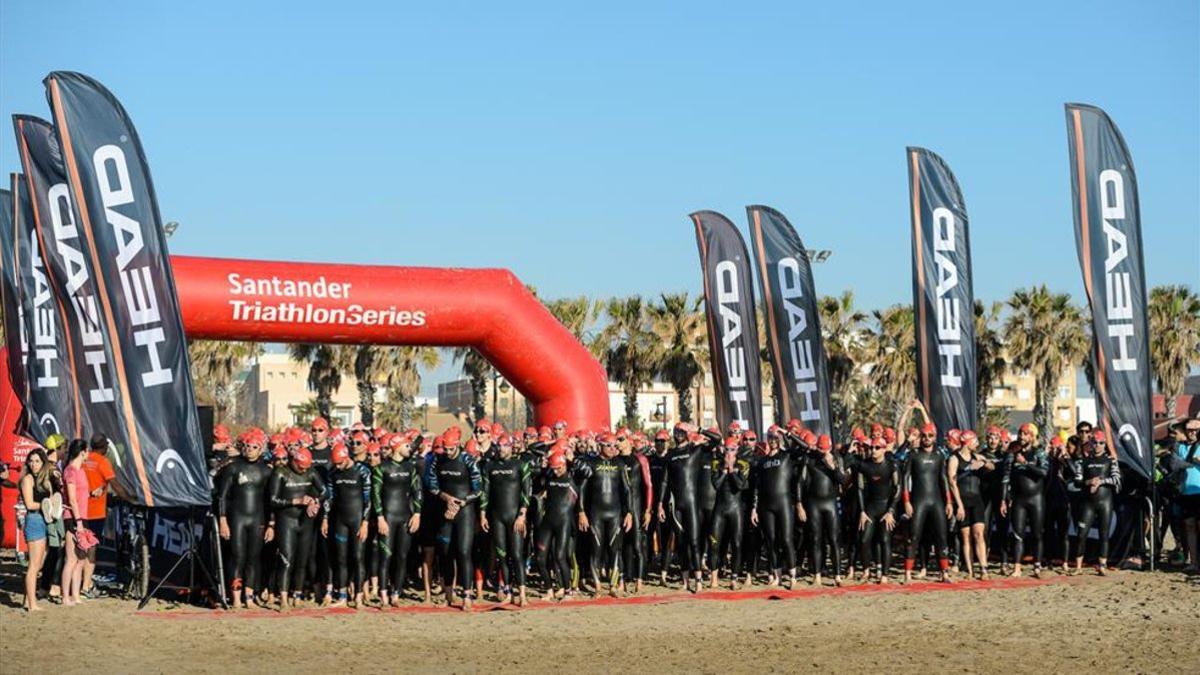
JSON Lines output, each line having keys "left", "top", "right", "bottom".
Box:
{"left": 921, "top": 433, "right": 936, "bottom": 439}
{"left": 352, "top": 441, "right": 364, "bottom": 446}
{"left": 367, "top": 452, "right": 381, "bottom": 458}
{"left": 475, "top": 429, "right": 489, "bottom": 434}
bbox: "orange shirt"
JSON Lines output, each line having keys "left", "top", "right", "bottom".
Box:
{"left": 82, "top": 451, "right": 116, "bottom": 520}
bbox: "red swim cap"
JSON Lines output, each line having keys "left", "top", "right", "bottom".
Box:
{"left": 922, "top": 422, "right": 937, "bottom": 435}
{"left": 213, "top": 424, "right": 232, "bottom": 444}
{"left": 800, "top": 430, "right": 818, "bottom": 447}
{"left": 331, "top": 443, "right": 350, "bottom": 465}
{"left": 654, "top": 429, "right": 670, "bottom": 441}
{"left": 271, "top": 446, "right": 289, "bottom": 460}
{"left": 723, "top": 436, "right": 739, "bottom": 449}
{"left": 310, "top": 417, "right": 329, "bottom": 431}
{"left": 292, "top": 448, "right": 313, "bottom": 471}
{"left": 961, "top": 430, "right": 978, "bottom": 445}
{"left": 817, "top": 434, "right": 833, "bottom": 452}
{"left": 549, "top": 453, "right": 567, "bottom": 470}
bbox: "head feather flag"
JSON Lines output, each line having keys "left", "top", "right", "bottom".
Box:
{"left": 15, "top": 114, "right": 126, "bottom": 450}
{"left": 907, "top": 147, "right": 977, "bottom": 436}
{"left": 0, "top": 187, "right": 29, "bottom": 424}
{"left": 9, "top": 172, "right": 80, "bottom": 442}
{"left": 691, "top": 210, "right": 764, "bottom": 434}
{"left": 1064, "top": 104, "right": 1152, "bottom": 481}
{"left": 746, "top": 205, "right": 832, "bottom": 436}
{"left": 45, "top": 71, "right": 210, "bottom": 506}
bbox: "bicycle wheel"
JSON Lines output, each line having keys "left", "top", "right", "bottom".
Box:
{"left": 132, "top": 538, "right": 150, "bottom": 599}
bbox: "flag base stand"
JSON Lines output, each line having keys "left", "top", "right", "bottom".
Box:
{"left": 137, "top": 506, "right": 227, "bottom": 611}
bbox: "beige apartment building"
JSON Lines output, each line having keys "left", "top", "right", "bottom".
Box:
{"left": 235, "top": 352, "right": 365, "bottom": 429}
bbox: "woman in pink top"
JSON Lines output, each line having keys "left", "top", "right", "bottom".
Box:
{"left": 61, "top": 440, "right": 90, "bottom": 606}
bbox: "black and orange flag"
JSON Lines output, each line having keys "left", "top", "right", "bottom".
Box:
{"left": 746, "top": 205, "right": 832, "bottom": 436}
{"left": 1065, "top": 104, "right": 1152, "bottom": 481}
{"left": 45, "top": 72, "right": 210, "bottom": 506}
{"left": 691, "top": 210, "right": 764, "bottom": 434}
{"left": 907, "top": 147, "right": 977, "bottom": 437}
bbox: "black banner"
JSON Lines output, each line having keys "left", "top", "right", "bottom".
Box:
{"left": 691, "top": 210, "right": 764, "bottom": 433}
{"left": 15, "top": 115, "right": 126, "bottom": 454}
{"left": 907, "top": 147, "right": 977, "bottom": 435}
{"left": 1065, "top": 104, "right": 1153, "bottom": 481}
{"left": 46, "top": 71, "right": 210, "bottom": 506}
{"left": 746, "top": 205, "right": 832, "bottom": 436}
{"left": 12, "top": 174, "right": 78, "bottom": 442}
{"left": 0, "top": 186, "right": 30, "bottom": 422}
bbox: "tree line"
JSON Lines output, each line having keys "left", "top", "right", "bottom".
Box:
{"left": 187, "top": 285, "right": 1198, "bottom": 435}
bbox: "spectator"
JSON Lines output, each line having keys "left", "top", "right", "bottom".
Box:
{"left": 42, "top": 434, "right": 67, "bottom": 600}
{"left": 1165, "top": 418, "right": 1200, "bottom": 572}
{"left": 60, "top": 439, "right": 90, "bottom": 606}
{"left": 19, "top": 449, "right": 56, "bottom": 612}
{"left": 81, "top": 434, "right": 131, "bottom": 598}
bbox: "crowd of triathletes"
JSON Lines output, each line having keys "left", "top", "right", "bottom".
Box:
{"left": 195, "top": 397, "right": 1189, "bottom": 612}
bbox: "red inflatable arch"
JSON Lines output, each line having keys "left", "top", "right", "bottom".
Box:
{"left": 171, "top": 255, "right": 610, "bottom": 429}
{"left": 1, "top": 256, "right": 609, "bottom": 547}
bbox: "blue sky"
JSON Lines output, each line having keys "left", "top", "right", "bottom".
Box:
{"left": 2, "top": 2, "right": 1196, "bottom": 392}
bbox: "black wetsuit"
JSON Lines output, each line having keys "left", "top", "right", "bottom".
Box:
{"left": 307, "top": 442, "right": 333, "bottom": 592}
{"left": 1065, "top": 452, "right": 1121, "bottom": 560}
{"left": 424, "top": 451, "right": 483, "bottom": 595}
{"left": 659, "top": 442, "right": 708, "bottom": 575}
{"left": 372, "top": 456, "right": 423, "bottom": 595}
{"left": 856, "top": 457, "right": 900, "bottom": 574}
{"left": 710, "top": 455, "right": 750, "bottom": 575}
{"left": 481, "top": 455, "right": 532, "bottom": 590}
{"left": 1003, "top": 446, "right": 1049, "bottom": 567}
{"left": 215, "top": 457, "right": 272, "bottom": 592}
{"left": 753, "top": 449, "right": 800, "bottom": 574}
{"left": 325, "top": 462, "right": 372, "bottom": 593}
{"left": 620, "top": 453, "right": 653, "bottom": 583}
{"left": 953, "top": 452, "right": 990, "bottom": 527}
{"left": 696, "top": 444, "right": 718, "bottom": 567}
{"left": 534, "top": 469, "right": 578, "bottom": 591}
{"left": 268, "top": 465, "right": 326, "bottom": 596}
{"left": 903, "top": 448, "right": 951, "bottom": 570}
{"left": 648, "top": 452, "right": 670, "bottom": 574}
{"left": 982, "top": 445, "right": 1008, "bottom": 565}
{"left": 576, "top": 456, "right": 631, "bottom": 584}
{"left": 799, "top": 451, "right": 847, "bottom": 577}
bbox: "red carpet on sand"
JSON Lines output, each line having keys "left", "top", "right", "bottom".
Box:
{"left": 137, "top": 575, "right": 1073, "bottom": 620}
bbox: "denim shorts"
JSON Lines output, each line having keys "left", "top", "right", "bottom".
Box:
{"left": 24, "top": 511, "right": 47, "bottom": 542}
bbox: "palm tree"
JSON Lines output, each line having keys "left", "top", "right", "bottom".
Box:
{"left": 1148, "top": 285, "right": 1200, "bottom": 417}
{"left": 595, "top": 296, "right": 661, "bottom": 428}
{"left": 649, "top": 292, "right": 706, "bottom": 423}
{"left": 452, "top": 347, "right": 493, "bottom": 423}
{"left": 819, "top": 291, "right": 867, "bottom": 437}
{"left": 1003, "top": 286, "right": 1088, "bottom": 443}
{"left": 866, "top": 304, "right": 916, "bottom": 418}
{"left": 290, "top": 397, "right": 322, "bottom": 426}
{"left": 288, "top": 343, "right": 349, "bottom": 422}
{"left": 545, "top": 296, "right": 599, "bottom": 342}
{"left": 188, "top": 339, "right": 263, "bottom": 423}
{"left": 974, "top": 300, "right": 1007, "bottom": 426}
{"left": 374, "top": 346, "right": 440, "bottom": 429}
